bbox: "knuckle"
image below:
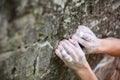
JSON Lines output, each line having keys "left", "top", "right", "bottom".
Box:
{"left": 79, "top": 32, "right": 84, "bottom": 37}
{"left": 78, "top": 25, "right": 86, "bottom": 29}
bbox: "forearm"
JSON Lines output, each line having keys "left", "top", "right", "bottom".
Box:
{"left": 98, "top": 37, "right": 120, "bottom": 56}
{"left": 75, "top": 63, "right": 98, "bottom": 80}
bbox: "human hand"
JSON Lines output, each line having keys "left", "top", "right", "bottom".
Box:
{"left": 55, "top": 39, "right": 89, "bottom": 71}
{"left": 72, "top": 25, "right": 102, "bottom": 54}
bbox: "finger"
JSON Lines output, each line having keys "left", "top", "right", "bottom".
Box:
{"left": 61, "top": 49, "right": 73, "bottom": 62}
{"left": 55, "top": 49, "right": 63, "bottom": 60}
{"left": 69, "top": 38, "right": 85, "bottom": 56}
{"left": 60, "top": 46, "right": 69, "bottom": 58}
{"left": 82, "top": 33, "right": 92, "bottom": 41}
{"left": 64, "top": 40, "right": 79, "bottom": 58}
{"left": 69, "top": 39, "right": 77, "bottom": 47}
{"left": 76, "top": 31, "right": 84, "bottom": 38}
{"left": 64, "top": 40, "right": 76, "bottom": 49}
{"left": 76, "top": 31, "right": 92, "bottom": 41}
{"left": 58, "top": 45, "right": 63, "bottom": 52}
{"left": 61, "top": 41, "right": 77, "bottom": 60}
{"left": 55, "top": 49, "right": 73, "bottom": 64}
{"left": 58, "top": 44, "right": 71, "bottom": 58}
{"left": 78, "top": 25, "right": 95, "bottom": 36}
{"left": 78, "top": 25, "right": 91, "bottom": 32}
{"left": 69, "top": 39, "right": 79, "bottom": 47}
{"left": 72, "top": 34, "right": 88, "bottom": 47}
{"left": 60, "top": 41, "right": 74, "bottom": 53}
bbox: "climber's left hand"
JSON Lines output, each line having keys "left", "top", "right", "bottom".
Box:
{"left": 55, "top": 39, "right": 89, "bottom": 71}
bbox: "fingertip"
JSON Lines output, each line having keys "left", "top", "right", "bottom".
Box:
{"left": 55, "top": 49, "right": 60, "bottom": 54}
{"left": 62, "top": 40, "right": 69, "bottom": 45}
{"left": 55, "top": 49, "right": 59, "bottom": 52}
{"left": 60, "top": 40, "right": 66, "bottom": 45}
{"left": 55, "top": 49, "right": 58, "bottom": 53}
{"left": 69, "top": 39, "right": 74, "bottom": 43}
{"left": 78, "top": 25, "right": 82, "bottom": 28}
{"left": 58, "top": 45, "right": 62, "bottom": 50}
{"left": 58, "top": 45, "right": 60, "bottom": 48}
{"left": 78, "top": 25, "right": 83, "bottom": 29}
{"left": 55, "top": 49, "right": 59, "bottom": 55}
{"left": 72, "top": 34, "right": 78, "bottom": 41}
{"left": 63, "top": 39, "right": 68, "bottom": 43}
{"left": 78, "top": 25, "right": 86, "bottom": 29}
{"left": 72, "top": 34, "right": 75, "bottom": 40}
{"left": 65, "top": 39, "right": 71, "bottom": 43}
{"left": 69, "top": 38, "right": 72, "bottom": 41}
{"left": 76, "top": 28, "right": 79, "bottom": 32}
{"left": 59, "top": 41, "right": 63, "bottom": 45}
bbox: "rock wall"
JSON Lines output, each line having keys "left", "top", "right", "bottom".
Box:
{"left": 0, "top": 0, "right": 120, "bottom": 80}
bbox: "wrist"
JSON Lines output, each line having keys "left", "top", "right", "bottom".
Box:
{"left": 97, "top": 37, "right": 120, "bottom": 56}
{"left": 75, "top": 62, "right": 91, "bottom": 73}
{"left": 75, "top": 63, "right": 98, "bottom": 80}
{"left": 95, "top": 38, "right": 107, "bottom": 54}
{"left": 75, "top": 66, "right": 90, "bottom": 74}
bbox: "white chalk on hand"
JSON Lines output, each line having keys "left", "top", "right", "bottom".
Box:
{"left": 61, "top": 50, "right": 73, "bottom": 62}
{"left": 79, "top": 32, "right": 84, "bottom": 37}
{"left": 65, "top": 55, "right": 73, "bottom": 62}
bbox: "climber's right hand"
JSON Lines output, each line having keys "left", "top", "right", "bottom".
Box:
{"left": 72, "top": 25, "right": 102, "bottom": 54}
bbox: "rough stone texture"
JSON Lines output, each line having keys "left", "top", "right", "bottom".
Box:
{"left": 0, "top": 0, "right": 120, "bottom": 80}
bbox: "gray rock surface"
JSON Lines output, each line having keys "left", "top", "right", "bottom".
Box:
{"left": 0, "top": 0, "right": 120, "bottom": 80}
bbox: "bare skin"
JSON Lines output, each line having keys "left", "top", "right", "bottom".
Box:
{"left": 72, "top": 25, "right": 101, "bottom": 54}
{"left": 55, "top": 39, "right": 88, "bottom": 71}
{"left": 98, "top": 38, "right": 120, "bottom": 56}
{"left": 72, "top": 25, "right": 120, "bottom": 56}
{"left": 55, "top": 25, "right": 120, "bottom": 80}
{"left": 55, "top": 39, "right": 98, "bottom": 80}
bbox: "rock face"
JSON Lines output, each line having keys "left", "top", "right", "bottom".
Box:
{"left": 0, "top": 0, "right": 119, "bottom": 80}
